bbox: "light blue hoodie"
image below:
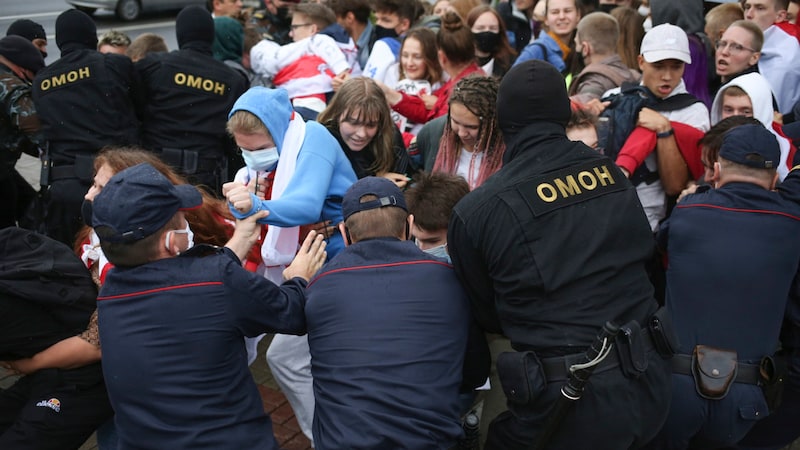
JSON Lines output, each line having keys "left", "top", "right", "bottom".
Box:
{"left": 228, "top": 87, "right": 357, "bottom": 256}
{"left": 513, "top": 32, "right": 566, "bottom": 72}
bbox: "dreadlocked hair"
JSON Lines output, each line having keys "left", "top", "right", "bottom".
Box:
{"left": 433, "top": 75, "right": 505, "bottom": 190}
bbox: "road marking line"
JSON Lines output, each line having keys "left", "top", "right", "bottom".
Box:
{"left": 0, "top": 11, "right": 61, "bottom": 20}
{"left": 42, "top": 20, "right": 175, "bottom": 41}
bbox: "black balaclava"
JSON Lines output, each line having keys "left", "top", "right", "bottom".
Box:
{"left": 6, "top": 19, "right": 47, "bottom": 41}
{"left": 176, "top": 5, "right": 215, "bottom": 50}
{"left": 55, "top": 9, "right": 98, "bottom": 52}
{"left": 6, "top": 19, "right": 48, "bottom": 57}
{"left": 0, "top": 35, "right": 45, "bottom": 75}
{"left": 496, "top": 59, "right": 571, "bottom": 147}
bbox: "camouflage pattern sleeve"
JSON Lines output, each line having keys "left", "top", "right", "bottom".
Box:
{"left": 1, "top": 70, "right": 44, "bottom": 160}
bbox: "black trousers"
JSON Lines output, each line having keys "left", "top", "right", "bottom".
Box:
{"left": 42, "top": 177, "right": 89, "bottom": 248}
{"left": 0, "top": 365, "right": 113, "bottom": 450}
{"left": 485, "top": 351, "right": 671, "bottom": 450}
{"left": 0, "top": 169, "right": 36, "bottom": 229}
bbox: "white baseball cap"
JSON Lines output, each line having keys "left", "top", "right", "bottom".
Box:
{"left": 640, "top": 23, "right": 691, "bottom": 64}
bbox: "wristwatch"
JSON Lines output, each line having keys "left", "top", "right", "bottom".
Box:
{"left": 656, "top": 128, "right": 674, "bottom": 139}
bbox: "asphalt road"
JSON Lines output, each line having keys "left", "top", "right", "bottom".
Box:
{"left": 1, "top": 0, "right": 187, "bottom": 64}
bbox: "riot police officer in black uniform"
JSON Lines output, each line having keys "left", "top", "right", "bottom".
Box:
{"left": 32, "top": 9, "right": 141, "bottom": 246}
{"left": 136, "top": 5, "right": 247, "bottom": 196}
{"left": 447, "top": 60, "right": 672, "bottom": 449}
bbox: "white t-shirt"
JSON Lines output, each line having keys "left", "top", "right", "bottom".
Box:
{"left": 455, "top": 147, "right": 484, "bottom": 189}
{"left": 605, "top": 80, "right": 710, "bottom": 231}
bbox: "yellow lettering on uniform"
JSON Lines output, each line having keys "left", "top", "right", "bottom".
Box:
{"left": 578, "top": 171, "right": 597, "bottom": 190}
{"left": 52, "top": 74, "right": 66, "bottom": 87}
{"left": 537, "top": 183, "right": 558, "bottom": 202}
{"left": 187, "top": 74, "right": 202, "bottom": 89}
{"left": 174, "top": 73, "right": 226, "bottom": 95}
{"left": 594, "top": 165, "right": 615, "bottom": 186}
{"left": 39, "top": 67, "right": 91, "bottom": 91}
{"left": 555, "top": 175, "right": 581, "bottom": 198}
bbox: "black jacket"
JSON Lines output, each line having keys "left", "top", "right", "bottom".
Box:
{"left": 326, "top": 124, "right": 415, "bottom": 179}
{"left": 136, "top": 43, "right": 247, "bottom": 160}
{"left": 32, "top": 44, "right": 141, "bottom": 161}
{"left": 448, "top": 121, "right": 659, "bottom": 354}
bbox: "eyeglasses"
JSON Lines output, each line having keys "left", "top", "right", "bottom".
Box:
{"left": 715, "top": 40, "right": 757, "bottom": 53}
{"left": 290, "top": 23, "right": 313, "bottom": 30}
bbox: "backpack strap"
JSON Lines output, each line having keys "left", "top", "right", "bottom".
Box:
{"left": 531, "top": 41, "right": 548, "bottom": 61}
{"left": 652, "top": 93, "right": 701, "bottom": 112}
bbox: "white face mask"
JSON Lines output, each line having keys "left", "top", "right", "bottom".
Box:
{"left": 643, "top": 16, "right": 653, "bottom": 33}
{"left": 637, "top": 5, "right": 650, "bottom": 17}
{"left": 165, "top": 221, "right": 195, "bottom": 253}
{"left": 241, "top": 147, "right": 279, "bottom": 172}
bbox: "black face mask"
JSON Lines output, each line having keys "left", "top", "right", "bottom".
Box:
{"left": 81, "top": 199, "right": 93, "bottom": 227}
{"left": 575, "top": 46, "right": 586, "bottom": 66}
{"left": 374, "top": 25, "right": 399, "bottom": 41}
{"left": 473, "top": 31, "right": 500, "bottom": 54}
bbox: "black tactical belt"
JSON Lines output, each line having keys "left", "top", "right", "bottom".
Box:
{"left": 538, "top": 328, "right": 655, "bottom": 382}
{"left": 540, "top": 350, "right": 620, "bottom": 382}
{"left": 49, "top": 164, "right": 77, "bottom": 182}
{"left": 672, "top": 354, "right": 761, "bottom": 385}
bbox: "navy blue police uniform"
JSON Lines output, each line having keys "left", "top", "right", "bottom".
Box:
{"left": 647, "top": 125, "right": 800, "bottom": 449}
{"left": 98, "top": 245, "right": 307, "bottom": 449}
{"left": 91, "top": 162, "right": 310, "bottom": 449}
{"left": 306, "top": 239, "right": 479, "bottom": 449}
{"left": 448, "top": 61, "right": 672, "bottom": 449}
{"left": 737, "top": 153, "right": 800, "bottom": 449}
{"left": 304, "top": 177, "right": 488, "bottom": 449}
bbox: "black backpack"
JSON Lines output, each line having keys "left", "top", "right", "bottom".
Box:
{"left": 599, "top": 83, "right": 700, "bottom": 162}
{"left": 0, "top": 228, "right": 96, "bottom": 331}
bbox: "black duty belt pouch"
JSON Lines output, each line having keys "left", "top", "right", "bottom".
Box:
{"left": 497, "top": 351, "right": 547, "bottom": 406}
{"left": 616, "top": 320, "right": 648, "bottom": 379}
{"left": 692, "top": 345, "right": 738, "bottom": 400}
{"left": 162, "top": 148, "right": 199, "bottom": 175}
{"left": 74, "top": 153, "right": 95, "bottom": 183}
{"left": 648, "top": 306, "right": 679, "bottom": 358}
{"left": 760, "top": 354, "right": 787, "bottom": 413}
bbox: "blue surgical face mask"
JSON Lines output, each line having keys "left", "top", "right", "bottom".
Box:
{"left": 421, "top": 242, "right": 450, "bottom": 262}
{"left": 241, "top": 147, "right": 279, "bottom": 172}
